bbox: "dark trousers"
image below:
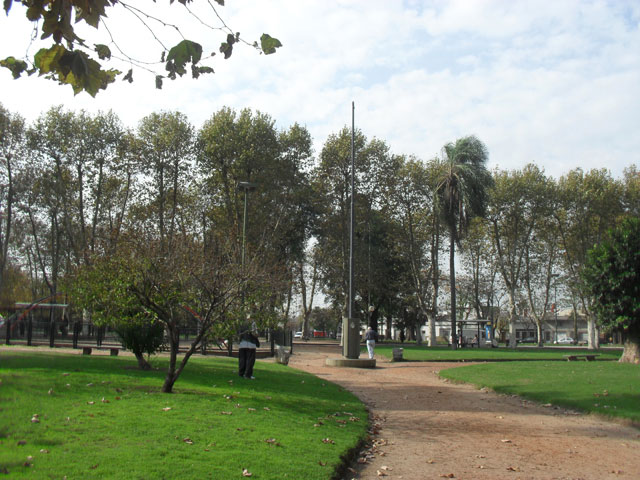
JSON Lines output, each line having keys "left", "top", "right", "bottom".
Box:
{"left": 238, "top": 348, "right": 256, "bottom": 378}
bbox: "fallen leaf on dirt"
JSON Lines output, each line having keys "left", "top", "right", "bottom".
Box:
{"left": 377, "top": 470, "right": 388, "bottom": 476}
{"left": 501, "top": 439, "right": 512, "bottom": 443}
{"left": 242, "top": 468, "right": 252, "bottom": 477}
{"left": 381, "top": 465, "right": 392, "bottom": 471}
{"left": 506, "top": 466, "right": 521, "bottom": 472}
{"left": 427, "top": 459, "right": 435, "bottom": 464}
{"left": 322, "top": 438, "right": 335, "bottom": 444}
{"left": 357, "top": 457, "right": 367, "bottom": 464}
{"left": 611, "top": 470, "right": 623, "bottom": 475}
{"left": 475, "top": 455, "right": 485, "bottom": 458}
{"left": 477, "top": 465, "right": 485, "bottom": 469}
{"left": 439, "top": 474, "right": 455, "bottom": 478}
{"left": 183, "top": 438, "right": 193, "bottom": 445}
{"left": 348, "top": 467, "right": 357, "bottom": 473}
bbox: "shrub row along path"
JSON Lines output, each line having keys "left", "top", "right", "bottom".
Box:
{"left": 288, "top": 343, "right": 640, "bottom": 480}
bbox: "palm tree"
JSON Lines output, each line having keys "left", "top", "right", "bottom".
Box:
{"left": 435, "top": 136, "right": 492, "bottom": 349}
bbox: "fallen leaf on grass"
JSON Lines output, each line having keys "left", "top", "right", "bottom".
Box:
{"left": 115, "top": 396, "right": 121, "bottom": 401}
{"left": 357, "top": 457, "right": 367, "bottom": 464}
{"left": 17, "top": 440, "right": 27, "bottom": 446}
{"left": 40, "top": 449, "right": 49, "bottom": 454}
{"left": 247, "top": 408, "right": 256, "bottom": 412}
{"left": 31, "top": 416, "right": 40, "bottom": 424}
{"left": 220, "top": 412, "right": 232, "bottom": 415}
{"left": 242, "top": 468, "right": 252, "bottom": 477}
{"left": 62, "top": 373, "right": 70, "bottom": 376}
{"left": 265, "top": 438, "right": 280, "bottom": 446}
{"left": 86, "top": 383, "right": 94, "bottom": 387}
{"left": 263, "top": 407, "right": 270, "bottom": 411}
{"left": 26, "top": 456, "right": 33, "bottom": 461}
{"left": 101, "top": 397, "right": 109, "bottom": 403}
{"left": 265, "top": 395, "right": 272, "bottom": 400}
{"left": 318, "top": 461, "right": 326, "bottom": 466}
{"left": 87, "top": 401, "right": 95, "bottom": 405}
{"left": 322, "top": 438, "right": 335, "bottom": 444}
{"left": 23, "top": 462, "right": 31, "bottom": 467}
{"left": 89, "top": 464, "right": 98, "bottom": 469}
{"left": 48, "top": 388, "right": 53, "bottom": 395}
{"left": 183, "top": 438, "right": 193, "bottom": 445}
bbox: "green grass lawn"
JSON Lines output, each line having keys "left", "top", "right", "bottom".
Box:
{"left": 0, "top": 348, "right": 368, "bottom": 479}
{"left": 373, "top": 344, "right": 622, "bottom": 361}
{"left": 439, "top": 361, "right": 640, "bottom": 422}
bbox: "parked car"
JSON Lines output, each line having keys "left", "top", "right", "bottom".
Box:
{"left": 294, "top": 331, "right": 303, "bottom": 339}
{"left": 556, "top": 337, "right": 574, "bottom": 344}
{"left": 518, "top": 336, "right": 537, "bottom": 343}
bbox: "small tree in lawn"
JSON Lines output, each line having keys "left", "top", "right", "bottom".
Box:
{"left": 583, "top": 217, "right": 640, "bottom": 364}
{"left": 68, "top": 255, "right": 164, "bottom": 370}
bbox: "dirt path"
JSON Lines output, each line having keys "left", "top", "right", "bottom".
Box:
{"left": 288, "top": 344, "right": 640, "bottom": 480}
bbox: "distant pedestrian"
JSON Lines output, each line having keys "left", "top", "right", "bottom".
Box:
{"left": 238, "top": 323, "right": 260, "bottom": 379}
{"left": 365, "top": 327, "right": 378, "bottom": 359}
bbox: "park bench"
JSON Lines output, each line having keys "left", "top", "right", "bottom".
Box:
{"left": 82, "top": 347, "right": 120, "bottom": 356}
{"left": 563, "top": 354, "right": 599, "bottom": 361}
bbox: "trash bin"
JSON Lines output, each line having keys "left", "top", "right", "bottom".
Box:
{"left": 392, "top": 347, "right": 403, "bottom": 361}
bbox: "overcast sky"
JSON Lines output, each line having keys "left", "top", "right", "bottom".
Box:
{"left": 1, "top": 0, "right": 638, "bottom": 180}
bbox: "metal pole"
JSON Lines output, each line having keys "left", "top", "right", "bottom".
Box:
{"left": 344, "top": 101, "right": 360, "bottom": 359}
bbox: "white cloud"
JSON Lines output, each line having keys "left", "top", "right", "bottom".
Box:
{"left": 1, "top": 0, "right": 639, "bottom": 180}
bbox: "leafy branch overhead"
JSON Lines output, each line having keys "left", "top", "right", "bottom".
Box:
{"left": 1, "top": 0, "right": 282, "bottom": 96}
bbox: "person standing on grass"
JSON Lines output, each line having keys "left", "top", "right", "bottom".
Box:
{"left": 365, "top": 326, "right": 378, "bottom": 359}
{"left": 238, "top": 323, "right": 260, "bottom": 379}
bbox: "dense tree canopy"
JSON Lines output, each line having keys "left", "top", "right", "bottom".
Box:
{"left": 583, "top": 218, "right": 640, "bottom": 363}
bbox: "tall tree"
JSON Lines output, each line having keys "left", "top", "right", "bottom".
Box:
{"left": 583, "top": 217, "right": 640, "bottom": 363}
{"left": 435, "top": 136, "right": 492, "bottom": 349}
{"left": 0, "top": 104, "right": 25, "bottom": 298}
{"left": 555, "top": 168, "right": 622, "bottom": 349}
{"left": 488, "top": 164, "right": 552, "bottom": 348}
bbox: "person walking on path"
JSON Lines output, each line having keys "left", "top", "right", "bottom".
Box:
{"left": 238, "top": 323, "right": 260, "bottom": 379}
{"left": 365, "top": 326, "right": 378, "bottom": 359}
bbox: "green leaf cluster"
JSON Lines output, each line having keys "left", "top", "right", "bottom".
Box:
{"left": 583, "top": 217, "right": 640, "bottom": 332}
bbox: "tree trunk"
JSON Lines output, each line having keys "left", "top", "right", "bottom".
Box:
{"left": 427, "top": 313, "right": 436, "bottom": 347}
{"left": 587, "top": 315, "right": 596, "bottom": 350}
{"left": 161, "top": 325, "right": 179, "bottom": 393}
{"left": 134, "top": 352, "right": 152, "bottom": 370}
{"left": 507, "top": 291, "right": 518, "bottom": 348}
{"left": 536, "top": 322, "right": 543, "bottom": 347}
{"left": 449, "top": 233, "right": 457, "bottom": 350}
{"left": 619, "top": 324, "right": 639, "bottom": 364}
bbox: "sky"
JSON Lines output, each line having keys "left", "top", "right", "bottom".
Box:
{"left": 1, "top": 0, "right": 639, "bottom": 180}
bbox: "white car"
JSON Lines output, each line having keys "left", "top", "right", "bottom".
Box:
{"left": 557, "top": 337, "right": 574, "bottom": 344}
{"left": 294, "top": 331, "right": 303, "bottom": 339}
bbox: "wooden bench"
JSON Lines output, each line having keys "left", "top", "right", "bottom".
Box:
{"left": 563, "top": 354, "right": 599, "bottom": 361}
{"left": 81, "top": 347, "right": 119, "bottom": 356}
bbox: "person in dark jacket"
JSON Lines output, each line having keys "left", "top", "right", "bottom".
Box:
{"left": 238, "top": 324, "right": 260, "bottom": 379}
